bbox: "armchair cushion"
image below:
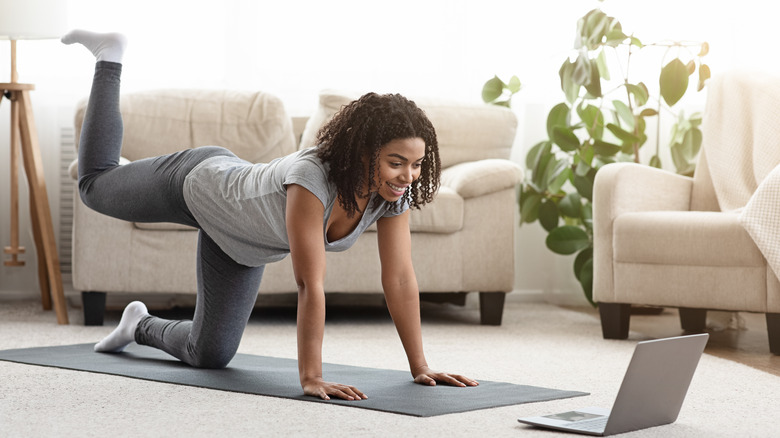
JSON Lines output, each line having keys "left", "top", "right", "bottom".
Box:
{"left": 614, "top": 211, "right": 764, "bottom": 266}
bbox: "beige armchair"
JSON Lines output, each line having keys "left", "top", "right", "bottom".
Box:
{"left": 69, "top": 89, "right": 523, "bottom": 326}
{"left": 593, "top": 71, "right": 780, "bottom": 354}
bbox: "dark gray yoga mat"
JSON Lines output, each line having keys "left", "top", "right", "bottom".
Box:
{"left": 0, "top": 343, "right": 587, "bottom": 417}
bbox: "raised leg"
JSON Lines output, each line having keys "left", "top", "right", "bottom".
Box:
{"left": 82, "top": 291, "right": 107, "bottom": 326}
{"left": 479, "top": 292, "right": 506, "bottom": 326}
{"left": 766, "top": 313, "right": 780, "bottom": 355}
{"left": 599, "top": 303, "right": 630, "bottom": 339}
{"left": 679, "top": 307, "right": 707, "bottom": 333}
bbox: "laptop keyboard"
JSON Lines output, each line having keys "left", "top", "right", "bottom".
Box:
{"left": 569, "top": 417, "right": 608, "bottom": 432}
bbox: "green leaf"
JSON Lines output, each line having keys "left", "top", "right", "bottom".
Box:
{"left": 626, "top": 83, "right": 648, "bottom": 106}
{"left": 553, "top": 126, "right": 581, "bottom": 152}
{"left": 604, "top": 29, "right": 627, "bottom": 47}
{"left": 596, "top": 49, "right": 610, "bottom": 80}
{"left": 533, "top": 153, "right": 558, "bottom": 193}
{"left": 574, "top": 247, "right": 594, "bottom": 281}
{"left": 508, "top": 75, "right": 522, "bottom": 93}
{"left": 559, "top": 192, "right": 582, "bottom": 218}
{"left": 581, "top": 202, "right": 593, "bottom": 230}
{"left": 613, "top": 100, "right": 634, "bottom": 130}
{"left": 482, "top": 76, "right": 505, "bottom": 103}
{"left": 526, "top": 141, "right": 551, "bottom": 170}
{"left": 520, "top": 192, "right": 542, "bottom": 223}
{"left": 577, "top": 257, "right": 595, "bottom": 306}
{"left": 575, "top": 159, "right": 591, "bottom": 177}
{"left": 539, "top": 200, "right": 560, "bottom": 232}
{"left": 670, "top": 145, "right": 688, "bottom": 175}
{"left": 583, "top": 59, "right": 602, "bottom": 98}
{"left": 548, "top": 166, "right": 572, "bottom": 195}
{"left": 578, "top": 142, "right": 595, "bottom": 166}
{"left": 547, "top": 103, "right": 571, "bottom": 140}
{"left": 573, "top": 170, "right": 595, "bottom": 200}
{"left": 649, "top": 155, "right": 662, "bottom": 168}
{"left": 699, "top": 42, "right": 710, "bottom": 57}
{"left": 698, "top": 64, "right": 711, "bottom": 91}
{"left": 639, "top": 108, "right": 658, "bottom": 117}
{"left": 577, "top": 104, "right": 604, "bottom": 139}
{"left": 559, "top": 60, "right": 580, "bottom": 104}
{"left": 593, "top": 139, "right": 621, "bottom": 156}
{"left": 572, "top": 53, "right": 592, "bottom": 86}
{"left": 606, "top": 123, "right": 641, "bottom": 143}
{"left": 681, "top": 127, "right": 703, "bottom": 159}
{"left": 546, "top": 225, "right": 590, "bottom": 255}
{"left": 686, "top": 60, "right": 696, "bottom": 75}
{"left": 660, "top": 58, "right": 689, "bottom": 107}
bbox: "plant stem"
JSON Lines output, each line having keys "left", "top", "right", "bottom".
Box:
{"left": 625, "top": 43, "right": 640, "bottom": 163}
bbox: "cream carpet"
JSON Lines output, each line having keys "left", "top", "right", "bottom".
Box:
{"left": 0, "top": 295, "right": 777, "bottom": 437}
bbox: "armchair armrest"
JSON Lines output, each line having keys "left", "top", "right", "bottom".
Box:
{"left": 594, "top": 162, "right": 694, "bottom": 217}
{"left": 440, "top": 159, "right": 523, "bottom": 199}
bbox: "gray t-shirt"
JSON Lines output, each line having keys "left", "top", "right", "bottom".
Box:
{"left": 182, "top": 147, "right": 408, "bottom": 267}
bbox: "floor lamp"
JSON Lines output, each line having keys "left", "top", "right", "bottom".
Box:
{"left": 1, "top": 0, "right": 69, "bottom": 324}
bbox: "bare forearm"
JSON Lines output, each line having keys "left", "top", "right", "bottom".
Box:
{"left": 297, "top": 285, "right": 326, "bottom": 384}
{"left": 384, "top": 283, "right": 428, "bottom": 374}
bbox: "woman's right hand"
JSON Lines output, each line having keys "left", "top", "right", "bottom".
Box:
{"left": 302, "top": 378, "right": 367, "bottom": 401}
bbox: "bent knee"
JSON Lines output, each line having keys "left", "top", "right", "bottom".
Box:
{"left": 189, "top": 348, "right": 236, "bottom": 369}
{"left": 77, "top": 174, "right": 101, "bottom": 211}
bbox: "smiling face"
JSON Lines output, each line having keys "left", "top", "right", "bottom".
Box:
{"left": 369, "top": 137, "right": 426, "bottom": 202}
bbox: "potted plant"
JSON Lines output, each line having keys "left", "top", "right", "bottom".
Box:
{"left": 483, "top": 7, "right": 710, "bottom": 305}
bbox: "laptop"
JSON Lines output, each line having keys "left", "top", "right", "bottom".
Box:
{"left": 517, "top": 333, "right": 709, "bottom": 436}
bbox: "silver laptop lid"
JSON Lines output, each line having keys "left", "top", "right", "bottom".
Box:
{"left": 604, "top": 333, "right": 709, "bottom": 435}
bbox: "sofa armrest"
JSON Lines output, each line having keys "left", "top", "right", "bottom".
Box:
{"left": 69, "top": 157, "right": 132, "bottom": 180}
{"left": 440, "top": 159, "right": 523, "bottom": 199}
{"left": 593, "top": 162, "right": 694, "bottom": 303}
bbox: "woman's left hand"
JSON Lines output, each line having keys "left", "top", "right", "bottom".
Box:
{"left": 412, "top": 366, "right": 479, "bottom": 387}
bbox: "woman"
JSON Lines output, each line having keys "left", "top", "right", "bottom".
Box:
{"left": 62, "top": 30, "right": 478, "bottom": 401}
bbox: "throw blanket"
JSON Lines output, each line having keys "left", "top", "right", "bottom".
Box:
{"left": 704, "top": 71, "right": 780, "bottom": 278}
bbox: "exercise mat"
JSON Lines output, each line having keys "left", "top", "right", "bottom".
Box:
{"left": 0, "top": 343, "right": 587, "bottom": 417}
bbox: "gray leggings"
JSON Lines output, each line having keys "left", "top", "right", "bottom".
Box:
{"left": 80, "top": 62, "right": 265, "bottom": 368}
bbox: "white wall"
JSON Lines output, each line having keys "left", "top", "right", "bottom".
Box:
{"left": 0, "top": 0, "right": 777, "bottom": 304}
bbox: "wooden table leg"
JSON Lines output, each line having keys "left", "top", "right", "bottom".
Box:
{"left": 16, "top": 89, "right": 68, "bottom": 324}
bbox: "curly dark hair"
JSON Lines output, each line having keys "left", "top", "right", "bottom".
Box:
{"left": 316, "top": 92, "right": 441, "bottom": 218}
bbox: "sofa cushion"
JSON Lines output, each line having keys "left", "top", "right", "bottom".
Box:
{"left": 299, "top": 90, "right": 518, "bottom": 169}
{"left": 613, "top": 211, "right": 765, "bottom": 266}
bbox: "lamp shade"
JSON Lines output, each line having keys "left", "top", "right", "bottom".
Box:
{"left": 0, "top": 0, "right": 69, "bottom": 40}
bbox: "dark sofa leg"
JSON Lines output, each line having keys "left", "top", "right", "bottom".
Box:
{"left": 479, "top": 292, "right": 505, "bottom": 326}
{"left": 82, "top": 291, "right": 107, "bottom": 326}
{"left": 599, "top": 303, "right": 630, "bottom": 339}
{"left": 679, "top": 307, "right": 707, "bottom": 333}
{"left": 766, "top": 313, "right": 780, "bottom": 355}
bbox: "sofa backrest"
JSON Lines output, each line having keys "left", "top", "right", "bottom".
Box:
{"left": 299, "top": 90, "right": 518, "bottom": 169}
{"left": 74, "top": 89, "right": 297, "bottom": 164}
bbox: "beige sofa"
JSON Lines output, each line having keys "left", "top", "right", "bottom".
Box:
{"left": 69, "top": 89, "right": 523, "bottom": 326}
{"left": 592, "top": 71, "right": 780, "bottom": 354}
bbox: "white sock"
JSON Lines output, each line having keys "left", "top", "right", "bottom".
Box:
{"left": 61, "top": 29, "right": 127, "bottom": 64}
{"left": 94, "top": 301, "right": 149, "bottom": 353}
